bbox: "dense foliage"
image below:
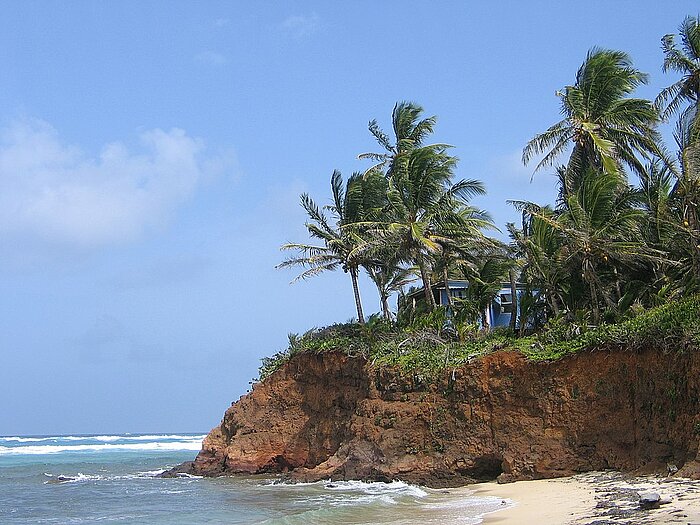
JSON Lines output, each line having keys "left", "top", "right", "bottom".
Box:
{"left": 267, "top": 15, "right": 700, "bottom": 380}
{"left": 258, "top": 295, "right": 700, "bottom": 382}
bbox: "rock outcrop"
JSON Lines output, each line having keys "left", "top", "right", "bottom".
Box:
{"left": 186, "top": 346, "right": 700, "bottom": 487}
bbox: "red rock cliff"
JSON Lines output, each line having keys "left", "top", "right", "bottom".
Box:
{"left": 189, "top": 347, "right": 700, "bottom": 487}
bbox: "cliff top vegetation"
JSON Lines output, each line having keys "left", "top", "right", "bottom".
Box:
{"left": 258, "top": 294, "right": 700, "bottom": 382}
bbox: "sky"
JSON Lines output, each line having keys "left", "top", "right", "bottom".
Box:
{"left": 1, "top": 1, "right": 697, "bottom": 435}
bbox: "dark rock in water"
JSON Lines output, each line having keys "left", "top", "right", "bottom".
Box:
{"left": 46, "top": 475, "right": 75, "bottom": 484}
{"left": 639, "top": 492, "right": 661, "bottom": 509}
{"left": 158, "top": 462, "right": 195, "bottom": 478}
{"left": 325, "top": 483, "right": 338, "bottom": 488}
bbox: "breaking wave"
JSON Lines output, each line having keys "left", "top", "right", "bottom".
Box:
{"left": 0, "top": 434, "right": 205, "bottom": 455}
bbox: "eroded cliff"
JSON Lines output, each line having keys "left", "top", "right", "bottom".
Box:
{"left": 188, "top": 346, "right": 700, "bottom": 487}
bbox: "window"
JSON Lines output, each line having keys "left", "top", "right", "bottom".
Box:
{"left": 451, "top": 288, "right": 468, "bottom": 299}
{"left": 500, "top": 293, "right": 513, "bottom": 314}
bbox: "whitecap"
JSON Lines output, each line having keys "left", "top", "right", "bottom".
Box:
{"left": 0, "top": 433, "right": 206, "bottom": 443}
{"left": 1, "top": 439, "right": 203, "bottom": 455}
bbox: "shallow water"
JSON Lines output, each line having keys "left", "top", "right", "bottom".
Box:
{"left": 0, "top": 434, "right": 507, "bottom": 524}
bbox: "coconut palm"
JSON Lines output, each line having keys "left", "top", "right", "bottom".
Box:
{"left": 455, "top": 253, "right": 511, "bottom": 329}
{"left": 359, "top": 101, "right": 449, "bottom": 176}
{"left": 381, "top": 146, "right": 488, "bottom": 310}
{"left": 278, "top": 170, "right": 380, "bottom": 324}
{"left": 507, "top": 208, "right": 567, "bottom": 317}
{"left": 361, "top": 102, "right": 492, "bottom": 311}
{"left": 523, "top": 48, "right": 665, "bottom": 185}
{"left": 657, "top": 15, "right": 700, "bottom": 149}
{"left": 366, "top": 262, "right": 416, "bottom": 321}
{"left": 532, "top": 169, "right": 666, "bottom": 323}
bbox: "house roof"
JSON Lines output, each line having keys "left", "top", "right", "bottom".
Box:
{"left": 405, "top": 280, "right": 527, "bottom": 300}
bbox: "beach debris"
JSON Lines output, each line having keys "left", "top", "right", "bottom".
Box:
{"left": 639, "top": 492, "right": 661, "bottom": 509}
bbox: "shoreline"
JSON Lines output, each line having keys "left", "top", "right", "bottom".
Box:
{"left": 470, "top": 471, "right": 700, "bottom": 524}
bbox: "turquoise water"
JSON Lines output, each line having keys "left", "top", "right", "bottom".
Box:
{"left": 0, "top": 434, "right": 507, "bottom": 524}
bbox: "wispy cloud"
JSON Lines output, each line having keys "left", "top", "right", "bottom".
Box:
{"left": 195, "top": 50, "right": 228, "bottom": 66}
{"left": 213, "top": 17, "right": 230, "bottom": 28}
{"left": 0, "top": 118, "right": 225, "bottom": 245}
{"left": 281, "top": 13, "right": 320, "bottom": 38}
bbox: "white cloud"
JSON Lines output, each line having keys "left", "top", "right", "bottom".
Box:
{"left": 0, "top": 118, "right": 219, "bottom": 245}
{"left": 195, "top": 51, "right": 228, "bottom": 66}
{"left": 281, "top": 13, "right": 320, "bottom": 38}
{"left": 213, "top": 18, "right": 230, "bottom": 28}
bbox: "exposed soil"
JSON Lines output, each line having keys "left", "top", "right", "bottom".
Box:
{"left": 183, "top": 347, "right": 700, "bottom": 487}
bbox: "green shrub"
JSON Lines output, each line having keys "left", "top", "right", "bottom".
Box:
{"left": 255, "top": 295, "right": 700, "bottom": 383}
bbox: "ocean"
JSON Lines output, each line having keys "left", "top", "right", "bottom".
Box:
{"left": 0, "top": 434, "right": 509, "bottom": 524}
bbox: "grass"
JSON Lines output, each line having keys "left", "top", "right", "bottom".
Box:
{"left": 257, "top": 295, "right": 700, "bottom": 382}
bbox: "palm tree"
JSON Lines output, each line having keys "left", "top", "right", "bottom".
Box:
{"left": 507, "top": 208, "right": 567, "bottom": 317}
{"left": 656, "top": 16, "right": 700, "bottom": 287}
{"left": 523, "top": 48, "right": 665, "bottom": 185}
{"left": 361, "top": 102, "right": 492, "bottom": 311}
{"left": 383, "top": 147, "right": 487, "bottom": 310}
{"left": 278, "top": 170, "right": 378, "bottom": 324}
{"left": 366, "top": 262, "right": 415, "bottom": 321}
{"left": 657, "top": 15, "right": 700, "bottom": 156}
{"left": 455, "top": 253, "right": 511, "bottom": 329}
{"left": 359, "top": 101, "right": 449, "bottom": 176}
{"left": 530, "top": 169, "right": 664, "bottom": 323}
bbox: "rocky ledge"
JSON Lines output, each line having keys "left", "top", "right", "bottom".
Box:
{"left": 172, "top": 347, "right": 700, "bottom": 487}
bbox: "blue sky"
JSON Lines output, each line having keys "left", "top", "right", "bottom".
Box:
{"left": 1, "top": 1, "right": 697, "bottom": 435}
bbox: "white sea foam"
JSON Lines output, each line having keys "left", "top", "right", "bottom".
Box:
{"left": 323, "top": 479, "right": 428, "bottom": 498}
{"left": 260, "top": 478, "right": 429, "bottom": 508}
{"left": 1, "top": 440, "right": 203, "bottom": 455}
{"left": 42, "top": 469, "right": 200, "bottom": 483}
{"left": 0, "top": 434, "right": 206, "bottom": 443}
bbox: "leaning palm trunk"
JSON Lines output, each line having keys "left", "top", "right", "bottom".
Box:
{"left": 443, "top": 266, "right": 453, "bottom": 307}
{"left": 417, "top": 255, "right": 436, "bottom": 310}
{"left": 588, "top": 279, "right": 600, "bottom": 326}
{"left": 481, "top": 307, "right": 490, "bottom": 329}
{"left": 509, "top": 270, "right": 518, "bottom": 331}
{"left": 380, "top": 293, "right": 391, "bottom": 321}
{"left": 349, "top": 267, "right": 365, "bottom": 324}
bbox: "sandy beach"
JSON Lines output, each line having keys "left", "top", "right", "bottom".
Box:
{"left": 472, "top": 471, "right": 700, "bottom": 525}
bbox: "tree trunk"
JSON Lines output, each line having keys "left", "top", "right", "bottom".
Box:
{"left": 443, "top": 266, "right": 453, "bottom": 307}
{"left": 381, "top": 293, "right": 391, "bottom": 321}
{"left": 481, "top": 307, "right": 490, "bottom": 330}
{"left": 418, "top": 255, "right": 436, "bottom": 311}
{"left": 548, "top": 289, "right": 561, "bottom": 317}
{"left": 508, "top": 269, "right": 518, "bottom": 331}
{"left": 589, "top": 279, "right": 600, "bottom": 326}
{"left": 350, "top": 267, "right": 365, "bottom": 324}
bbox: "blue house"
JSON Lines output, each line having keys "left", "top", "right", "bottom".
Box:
{"left": 406, "top": 279, "right": 530, "bottom": 328}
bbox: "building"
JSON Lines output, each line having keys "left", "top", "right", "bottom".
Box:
{"left": 405, "top": 279, "right": 530, "bottom": 328}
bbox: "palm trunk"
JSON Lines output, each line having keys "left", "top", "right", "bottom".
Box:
{"left": 481, "top": 307, "right": 490, "bottom": 330}
{"left": 350, "top": 267, "right": 365, "bottom": 324}
{"left": 443, "top": 266, "right": 453, "bottom": 307}
{"left": 416, "top": 252, "right": 436, "bottom": 311}
{"left": 381, "top": 293, "right": 391, "bottom": 321}
{"left": 589, "top": 279, "right": 600, "bottom": 326}
{"left": 548, "top": 289, "right": 561, "bottom": 317}
{"left": 419, "top": 260, "right": 436, "bottom": 310}
{"left": 508, "top": 269, "right": 518, "bottom": 331}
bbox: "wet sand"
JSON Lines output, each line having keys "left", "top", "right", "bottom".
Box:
{"left": 474, "top": 471, "right": 700, "bottom": 524}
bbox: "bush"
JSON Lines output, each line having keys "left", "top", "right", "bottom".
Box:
{"left": 255, "top": 295, "right": 700, "bottom": 382}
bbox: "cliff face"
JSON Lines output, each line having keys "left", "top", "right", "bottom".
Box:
{"left": 190, "top": 347, "right": 700, "bottom": 487}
